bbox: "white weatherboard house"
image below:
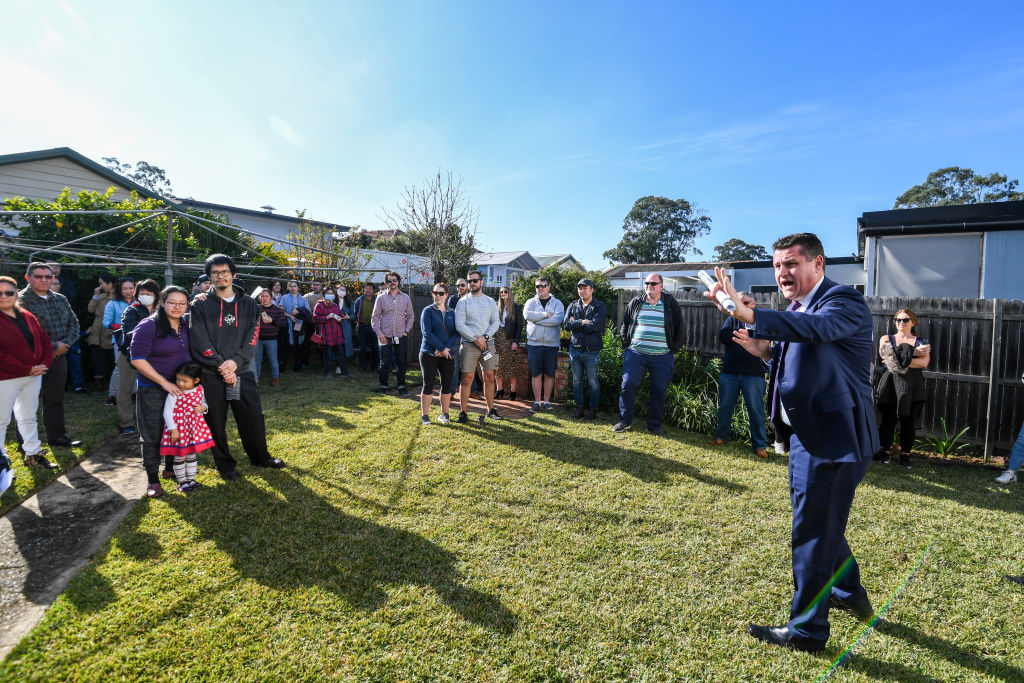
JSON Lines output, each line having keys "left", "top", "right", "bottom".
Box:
{"left": 473, "top": 250, "right": 541, "bottom": 286}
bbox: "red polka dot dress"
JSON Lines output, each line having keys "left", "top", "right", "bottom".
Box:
{"left": 159, "top": 385, "right": 214, "bottom": 457}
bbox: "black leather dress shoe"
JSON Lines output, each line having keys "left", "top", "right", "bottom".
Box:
{"left": 52, "top": 437, "right": 84, "bottom": 448}
{"left": 746, "top": 624, "right": 826, "bottom": 653}
{"left": 221, "top": 469, "right": 243, "bottom": 482}
{"left": 253, "top": 458, "right": 285, "bottom": 469}
{"left": 1005, "top": 575, "right": 1024, "bottom": 585}
{"left": 829, "top": 594, "right": 875, "bottom": 622}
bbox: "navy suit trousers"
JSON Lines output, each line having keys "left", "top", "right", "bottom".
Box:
{"left": 786, "top": 434, "right": 871, "bottom": 641}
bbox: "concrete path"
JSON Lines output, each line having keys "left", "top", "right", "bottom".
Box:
{"left": 0, "top": 434, "right": 143, "bottom": 660}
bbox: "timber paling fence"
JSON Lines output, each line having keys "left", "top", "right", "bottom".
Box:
{"left": 613, "top": 290, "right": 1024, "bottom": 459}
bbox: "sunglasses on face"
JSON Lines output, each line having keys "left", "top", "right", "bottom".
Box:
{"left": 0, "top": 290, "right": 17, "bottom": 297}
{"left": 432, "top": 290, "right": 446, "bottom": 295}
{"left": 894, "top": 317, "right": 912, "bottom": 323}
{"left": 643, "top": 281, "right": 661, "bottom": 286}
{"left": 535, "top": 284, "right": 549, "bottom": 289}
{"left": 467, "top": 278, "right": 481, "bottom": 284}
{"left": 387, "top": 279, "right": 398, "bottom": 284}
{"left": 31, "top": 274, "right": 54, "bottom": 280}
{"left": 457, "top": 283, "right": 467, "bottom": 287}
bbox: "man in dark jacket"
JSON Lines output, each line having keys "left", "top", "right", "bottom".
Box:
{"left": 562, "top": 278, "right": 606, "bottom": 419}
{"left": 708, "top": 291, "right": 768, "bottom": 458}
{"left": 190, "top": 254, "right": 284, "bottom": 480}
{"left": 613, "top": 273, "right": 685, "bottom": 435}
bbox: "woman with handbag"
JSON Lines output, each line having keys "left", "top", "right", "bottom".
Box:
{"left": 0, "top": 275, "right": 56, "bottom": 471}
{"left": 312, "top": 286, "right": 354, "bottom": 379}
{"left": 874, "top": 308, "right": 931, "bottom": 468}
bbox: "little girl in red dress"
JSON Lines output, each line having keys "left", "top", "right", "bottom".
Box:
{"left": 159, "top": 361, "right": 213, "bottom": 492}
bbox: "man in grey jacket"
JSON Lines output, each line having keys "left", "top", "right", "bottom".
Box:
{"left": 523, "top": 276, "right": 564, "bottom": 412}
{"left": 454, "top": 270, "right": 500, "bottom": 423}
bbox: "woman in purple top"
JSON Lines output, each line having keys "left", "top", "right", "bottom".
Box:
{"left": 129, "top": 286, "right": 193, "bottom": 498}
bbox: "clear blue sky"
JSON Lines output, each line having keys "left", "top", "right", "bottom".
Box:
{"left": 2, "top": 0, "right": 1022, "bottom": 269}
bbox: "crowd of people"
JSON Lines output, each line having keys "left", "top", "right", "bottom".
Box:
{"left": 0, "top": 233, "right": 1021, "bottom": 651}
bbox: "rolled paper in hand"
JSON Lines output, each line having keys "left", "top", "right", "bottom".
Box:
{"left": 698, "top": 270, "right": 736, "bottom": 313}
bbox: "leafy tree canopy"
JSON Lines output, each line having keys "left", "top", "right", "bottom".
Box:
{"left": 894, "top": 166, "right": 1023, "bottom": 208}
{"left": 510, "top": 266, "right": 616, "bottom": 316}
{"left": 712, "top": 238, "right": 769, "bottom": 262}
{"left": 103, "top": 157, "right": 173, "bottom": 197}
{"left": 603, "top": 196, "right": 711, "bottom": 264}
{"left": 1, "top": 187, "right": 287, "bottom": 309}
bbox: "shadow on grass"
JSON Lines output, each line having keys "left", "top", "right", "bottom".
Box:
{"left": 472, "top": 415, "right": 748, "bottom": 490}
{"left": 863, "top": 620, "right": 1024, "bottom": 682}
{"left": 862, "top": 465, "right": 1024, "bottom": 516}
{"left": 165, "top": 470, "right": 518, "bottom": 633}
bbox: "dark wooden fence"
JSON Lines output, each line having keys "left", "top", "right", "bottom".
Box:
{"left": 612, "top": 290, "right": 1024, "bottom": 458}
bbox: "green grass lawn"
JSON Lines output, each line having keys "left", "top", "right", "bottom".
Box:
{"left": 2, "top": 371, "right": 1024, "bottom": 681}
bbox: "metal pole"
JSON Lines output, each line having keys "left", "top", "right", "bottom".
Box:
{"left": 983, "top": 298, "right": 1004, "bottom": 462}
{"left": 165, "top": 213, "right": 175, "bottom": 287}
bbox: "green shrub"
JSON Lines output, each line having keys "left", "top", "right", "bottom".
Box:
{"left": 568, "top": 328, "right": 765, "bottom": 446}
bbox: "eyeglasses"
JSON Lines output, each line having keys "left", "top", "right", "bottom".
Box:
{"left": 165, "top": 301, "right": 188, "bottom": 308}
{"left": 0, "top": 290, "right": 16, "bottom": 297}
{"left": 210, "top": 270, "right": 232, "bottom": 278}
{"left": 894, "top": 317, "right": 912, "bottom": 323}
{"left": 643, "top": 281, "right": 661, "bottom": 286}
{"left": 432, "top": 290, "right": 446, "bottom": 295}
{"left": 467, "top": 278, "right": 481, "bottom": 284}
{"left": 535, "top": 284, "right": 549, "bottom": 289}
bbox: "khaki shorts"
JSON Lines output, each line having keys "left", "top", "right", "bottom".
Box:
{"left": 459, "top": 338, "right": 499, "bottom": 373}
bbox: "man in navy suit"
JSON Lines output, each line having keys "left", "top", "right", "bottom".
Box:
{"left": 706, "top": 232, "right": 879, "bottom": 653}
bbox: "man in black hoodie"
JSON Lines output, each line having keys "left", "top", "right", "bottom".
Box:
{"left": 190, "top": 254, "right": 285, "bottom": 480}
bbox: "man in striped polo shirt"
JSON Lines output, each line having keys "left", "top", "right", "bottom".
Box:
{"left": 613, "top": 273, "right": 685, "bottom": 435}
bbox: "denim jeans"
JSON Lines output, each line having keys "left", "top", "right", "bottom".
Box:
{"left": 715, "top": 372, "right": 767, "bottom": 451}
{"left": 1008, "top": 422, "right": 1024, "bottom": 471}
{"left": 569, "top": 348, "right": 600, "bottom": 409}
{"left": 358, "top": 325, "right": 379, "bottom": 372}
{"left": 618, "top": 347, "right": 675, "bottom": 429}
{"left": 323, "top": 344, "right": 350, "bottom": 376}
{"left": 378, "top": 336, "right": 408, "bottom": 389}
{"left": 254, "top": 338, "right": 279, "bottom": 381}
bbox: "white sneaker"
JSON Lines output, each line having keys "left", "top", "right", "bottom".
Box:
{"left": 335, "top": 367, "right": 342, "bottom": 375}
{"left": 995, "top": 470, "right": 1017, "bottom": 484}
{"left": 437, "top": 412, "right": 451, "bottom": 424}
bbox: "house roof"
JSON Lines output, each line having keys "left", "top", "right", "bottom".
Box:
{"left": 474, "top": 250, "right": 541, "bottom": 270}
{"left": 0, "top": 147, "right": 168, "bottom": 201}
{"left": 176, "top": 198, "right": 352, "bottom": 231}
{"left": 857, "top": 200, "right": 1024, "bottom": 252}
{"left": 535, "top": 253, "right": 585, "bottom": 270}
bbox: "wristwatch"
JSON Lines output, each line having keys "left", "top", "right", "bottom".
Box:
{"left": 483, "top": 334, "right": 490, "bottom": 340}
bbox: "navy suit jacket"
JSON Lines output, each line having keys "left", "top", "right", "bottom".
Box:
{"left": 753, "top": 276, "right": 879, "bottom": 462}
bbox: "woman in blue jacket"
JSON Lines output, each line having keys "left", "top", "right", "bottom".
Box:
{"left": 419, "top": 282, "right": 460, "bottom": 425}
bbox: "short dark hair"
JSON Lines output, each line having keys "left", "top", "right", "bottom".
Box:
{"left": 363, "top": 281, "right": 375, "bottom": 290}
{"left": 535, "top": 276, "right": 550, "bottom": 285}
{"left": 385, "top": 271, "right": 401, "bottom": 284}
{"left": 173, "top": 361, "right": 203, "bottom": 382}
{"left": 467, "top": 270, "right": 482, "bottom": 280}
{"left": 134, "top": 278, "right": 160, "bottom": 299}
{"left": 98, "top": 272, "right": 116, "bottom": 285}
{"left": 204, "top": 253, "right": 237, "bottom": 276}
{"left": 434, "top": 282, "right": 449, "bottom": 294}
{"left": 26, "top": 262, "right": 52, "bottom": 277}
{"left": 773, "top": 233, "right": 825, "bottom": 262}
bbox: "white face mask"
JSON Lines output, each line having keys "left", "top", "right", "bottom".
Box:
{"left": 338, "top": 290, "right": 346, "bottom": 297}
{"left": 138, "top": 294, "right": 156, "bottom": 306}
{"left": 325, "top": 294, "right": 336, "bottom": 301}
